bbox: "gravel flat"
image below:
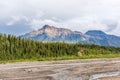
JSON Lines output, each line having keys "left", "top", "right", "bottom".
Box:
{"left": 0, "top": 58, "right": 120, "bottom": 80}
{"left": 97, "top": 76, "right": 120, "bottom": 80}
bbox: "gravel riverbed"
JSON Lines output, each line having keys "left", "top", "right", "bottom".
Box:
{"left": 0, "top": 58, "right": 120, "bottom": 80}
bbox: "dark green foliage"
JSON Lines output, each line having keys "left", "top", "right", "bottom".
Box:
{"left": 0, "top": 34, "right": 79, "bottom": 61}
{"left": 0, "top": 33, "right": 120, "bottom": 62}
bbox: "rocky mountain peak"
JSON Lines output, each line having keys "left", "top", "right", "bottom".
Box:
{"left": 20, "top": 25, "right": 120, "bottom": 47}
{"left": 85, "top": 30, "right": 106, "bottom": 36}
{"left": 42, "top": 25, "right": 55, "bottom": 29}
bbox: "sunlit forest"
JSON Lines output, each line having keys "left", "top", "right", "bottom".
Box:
{"left": 0, "top": 33, "right": 120, "bottom": 62}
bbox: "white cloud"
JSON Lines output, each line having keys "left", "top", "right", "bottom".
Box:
{"left": 0, "top": 0, "right": 120, "bottom": 36}
{"left": 108, "top": 20, "right": 120, "bottom": 36}
{"left": 29, "top": 17, "right": 108, "bottom": 33}
{"left": 6, "top": 16, "right": 29, "bottom": 26}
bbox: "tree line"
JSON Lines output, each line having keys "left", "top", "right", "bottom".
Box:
{"left": 0, "top": 33, "right": 120, "bottom": 61}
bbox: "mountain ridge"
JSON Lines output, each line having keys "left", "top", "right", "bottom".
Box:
{"left": 20, "top": 25, "right": 120, "bottom": 47}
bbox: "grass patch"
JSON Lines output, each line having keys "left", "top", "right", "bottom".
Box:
{"left": 0, "top": 54, "right": 120, "bottom": 64}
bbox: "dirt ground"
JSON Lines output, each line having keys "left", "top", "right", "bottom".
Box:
{"left": 97, "top": 76, "right": 120, "bottom": 80}
{"left": 0, "top": 58, "right": 120, "bottom": 80}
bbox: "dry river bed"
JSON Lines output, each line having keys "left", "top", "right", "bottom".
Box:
{"left": 0, "top": 58, "right": 120, "bottom": 80}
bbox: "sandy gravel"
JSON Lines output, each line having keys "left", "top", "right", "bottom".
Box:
{"left": 97, "top": 76, "right": 120, "bottom": 80}
{"left": 0, "top": 58, "right": 120, "bottom": 80}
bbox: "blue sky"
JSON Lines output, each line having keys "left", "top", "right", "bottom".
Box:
{"left": 0, "top": 0, "right": 120, "bottom": 36}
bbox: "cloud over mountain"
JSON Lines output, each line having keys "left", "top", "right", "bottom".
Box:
{"left": 0, "top": 0, "right": 120, "bottom": 36}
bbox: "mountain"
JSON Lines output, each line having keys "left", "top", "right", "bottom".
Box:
{"left": 85, "top": 30, "right": 120, "bottom": 47}
{"left": 21, "top": 25, "right": 120, "bottom": 47}
{"left": 21, "top": 25, "right": 87, "bottom": 42}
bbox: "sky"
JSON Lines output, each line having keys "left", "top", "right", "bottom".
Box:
{"left": 0, "top": 0, "right": 120, "bottom": 36}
